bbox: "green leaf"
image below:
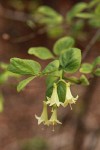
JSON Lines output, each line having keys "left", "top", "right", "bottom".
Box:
{"left": 92, "top": 56, "right": 100, "bottom": 67}
{"left": 95, "top": 4, "right": 100, "bottom": 15}
{"left": 37, "top": 6, "right": 59, "bottom": 17}
{"left": 46, "top": 71, "right": 60, "bottom": 97}
{"left": 76, "top": 13, "right": 94, "bottom": 19}
{"left": 53, "top": 36, "right": 75, "bottom": 55}
{"left": 0, "top": 62, "right": 8, "bottom": 69}
{"left": 8, "top": 58, "right": 41, "bottom": 75}
{"left": 60, "top": 48, "right": 81, "bottom": 73}
{"left": 0, "top": 72, "right": 8, "bottom": 84}
{"left": 57, "top": 80, "right": 66, "bottom": 103}
{"left": 0, "top": 93, "right": 4, "bottom": 112}
{"left": 80, "top": 63, "right": 93, "bottom": 74}
{"left": 42, "top": 60, "right": 59, "bottom": 74}
{"left": 89, "top": 18, "right": 100, "bottom": 27}
{"left": 67, "top": 2, "right": 88, "bottom": 22}
{"left": 94, "top": 68, "right": 100, "bottom": 76}
{"left": 80, "top": 75, "right": 89, "bottom": 86}
{"left": 46, "top": 75, "right": 58, "bottom": 90}
{"left": 72, "top": 20, "right": 84, "bottom": 31}
{"left": 46, "top": 86, "right": 53, "bottom": 98}
{"left": 47, "top": 26, "right": 63, "bottom": 38}
{"left": 0, "top": 71, "right": 19, "bottom": 84}
{"left": 28, "top": 47, "right": 54, "bottom": 60}
{"left": 64, "top": 76, "right": 80, "bottom": 84}
{"left": 36, "top": 6, "right": 63, "bottom": 25}
{"left": 17, "top": 76, "right": 35, "bottom": 92}
{"left": 89, "top": 0, "right": 100, "bottom": 8}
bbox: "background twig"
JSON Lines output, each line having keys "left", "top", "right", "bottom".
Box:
{"left": 82, "top": 29, "right": 100, "bottom": 61}
{"left": 0, "top": 4, "right": 33, "bottom": 22}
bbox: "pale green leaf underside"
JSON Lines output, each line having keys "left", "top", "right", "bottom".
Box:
{"left": 28, "top": 47, "right": 54, "bottom": 60}
{"left": 80, "top": 63, "right": 93, "bottom": 73}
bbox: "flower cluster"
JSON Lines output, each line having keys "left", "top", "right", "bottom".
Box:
{"left": 35, "top": 81, "right": 78, "bottom": 128}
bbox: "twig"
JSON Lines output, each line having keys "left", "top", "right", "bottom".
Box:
{"left": 73, "top": 77, "right": 99, "bottom": 150}
{"left": 11, "top": 27, "right": 46, "bottom": 43}
{"left": 82, "top": 29, "right": 100, "bottom": 61}
{"left": 73, "top": 30, "right": 100, "bottom": 149}
{"left": 0, "top": 4, "right": 33, "bottom": 22}
{"left": 88, "top": 129, "right": 100, "bottom": 150}
{"left": 11, "top": 33, "right": 35, "bottom": 43}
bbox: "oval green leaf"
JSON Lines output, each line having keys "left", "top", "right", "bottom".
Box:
{"left": 8, "top": 58, "right": 41, "bottom": 75}
{"left": 17, "top": 76, "right": 35, "bottom": 92}
{"left": 80, "top": 63, "right": 93, "bottom": 74}
{"left": 92, "top": 56, "right": 100, "bottom": 67}
{"left": 57, "top": 80, "right": 66, "bottom": 103}
{"left": 80, "top": 75, "right": 89, "bottom": 86}
{"left": 67, "top": 2, "right": 88, "bottom": 22}
{"left": 36, "top": 6, "right": 63, "bottom": 25}
{"left": 42, "top": 60, "right": 59, "bottom": 74}
{"left": 94, "top": 68, "right": 100, "bottom": 76}
{"left": 28, "top": 47, "right": 54, "bottom": 60}
{"left": 53, "top": 36, "right": 75, "bottom": 55}
{"left": 60, "top": 48, "right": 81, "bottom": 73}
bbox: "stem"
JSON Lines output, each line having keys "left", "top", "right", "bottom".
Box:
{"left": 82, "top": 29, "right": 100, "bottom": 61}
{"left": 60, "top": 70, "right": 63, "bottom": 80}
{"left": 63, "top": 77, "right": 80, "bottom": 84}
{"left": 74, "top": 77, "right": 99, "bottom": 150}
{"left": 0, "top": 4, "right": 33, "bottom": 22}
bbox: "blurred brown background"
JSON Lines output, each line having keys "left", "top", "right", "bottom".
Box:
{"left": 0, "top": 0, "right": 100, "bottom": 150}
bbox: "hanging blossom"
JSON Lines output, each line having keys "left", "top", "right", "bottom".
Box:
{"left": 63, "top": 82, "right": 78, "bottom": 109}
{"left": 48, "top": 107, "right": 62, "bottom": 129}
{"left": 46, "top": 83, "right": 63, "bottom": 107}
{"left": 35, "top": 101, "right": 48, "bottom": 125}
{"left": 35, "top": 81, "right": 79, "bottom": 128}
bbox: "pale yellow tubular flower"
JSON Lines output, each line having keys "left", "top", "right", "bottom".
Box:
{"left": 48, "top": 107, "right": 62, "bottom": 128}
{"left": 63, "top": 82, "right": 78, "bottom": 109}
{"left": 35, "top": 101, "right": 48, "bottom": 125}
{"left": 46, "top": 83, "right": 63, "bottom": 107}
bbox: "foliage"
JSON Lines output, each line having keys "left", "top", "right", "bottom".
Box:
{"left": 27, "top": 0, "right": 100, "bottom": 38}
{"left": 0, "top": 62, "right": 19, "bottom": 112}
{"left": 66, "top": 0, "right": 100, "bottom": 28}
{"left": 21, "top": 137, "right": 49, "bottom": 150}
{"left": 7, "top": 36, "right": 100, "bottom": 127}
{"left": 1, "top": 0, "right": 99, "bottom": 127}
{"left": 0, "top": 93, "right": 4, "bottom": 112}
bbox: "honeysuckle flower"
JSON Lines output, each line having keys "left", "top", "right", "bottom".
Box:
{"left": 46, "top": 83, "right": 63, "bottom": 107}
{"left": 63, "top": 82, "right": 78, "bottom": 109}
{"left": 48, "top": 107, "right": 62, "bottom": 127}
{"left": 35, "top": 101, "right": 48, "bottom": 125}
